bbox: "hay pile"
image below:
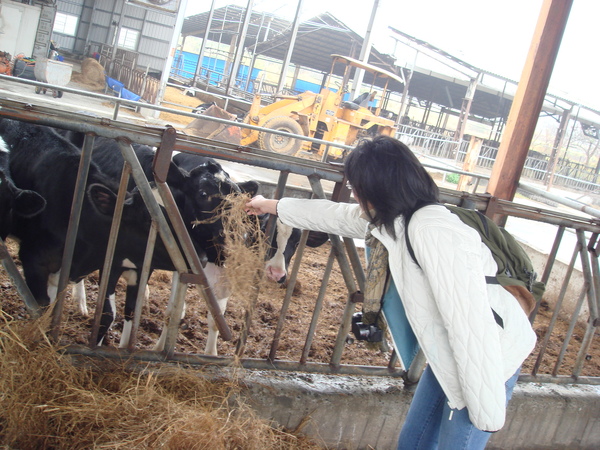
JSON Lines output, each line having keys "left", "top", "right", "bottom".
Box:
{"left": 221, "top": 193, "right": 268, "bottom": 302}
{"left": 0, "top": 311, "right": 321, "bottom": 449}
{"left": 193, "top": 193, "right": 269, "bottom": 304}
{"left": 71, "top": 57, "right": 106, "bottom": 91}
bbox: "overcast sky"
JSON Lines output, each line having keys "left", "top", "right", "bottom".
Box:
{"left": 185, "top": 0, "right": 600, "bottom": 112}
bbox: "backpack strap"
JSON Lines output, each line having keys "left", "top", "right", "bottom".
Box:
{"left": 404, "top": 202, "right": 440, "bottom": 269}
{"left": 404, "top": 203, "right": 504, "bottom": 328}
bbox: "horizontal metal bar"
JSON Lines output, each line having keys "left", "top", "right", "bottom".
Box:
{"left": 518, "top": 374, "right": 600, "bottom": 386}
{"left": 63, "top": 344, "right": 406, "bottom": 378}
{"left": 0, "top": 98, "right": 345, "bottom": 182}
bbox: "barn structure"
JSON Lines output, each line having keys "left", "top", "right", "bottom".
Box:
{"left": 3, "top": 0, "right": 598, "bottom": 193}
{"left": 0, "top": 0, "right": 599, "bottom": 448}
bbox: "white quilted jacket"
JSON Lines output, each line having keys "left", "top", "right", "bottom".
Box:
{"left": 277, "top": 198, "right": 536, "bottom": 432}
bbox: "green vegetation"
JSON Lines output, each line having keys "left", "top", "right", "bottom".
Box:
{"left": 445, "top": 173, "right": 459, "bottom": 184}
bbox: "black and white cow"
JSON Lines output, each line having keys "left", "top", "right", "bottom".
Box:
{"left": 192, "top": 102, "right": 217, "bottom": 115}
{"left": 0, "top": 136, "right": 46, "bottom": 240}
{"left": 60, "top": 134, "right": 259, "bottom": 354}
{"left": 0, "top": 119, "right": 212, "bottom": 348}
{"left": 173, "top": 151, "right": 332, "bottom": 355}
{"left": 173, "top": 151, "right": 302, "bottom": 283}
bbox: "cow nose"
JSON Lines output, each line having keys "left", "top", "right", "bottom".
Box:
{"left": 266, "top": 265, "right": 287, "bottom": 283}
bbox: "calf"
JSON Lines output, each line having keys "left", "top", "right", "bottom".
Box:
{"left": 173, "top": 151, "right": 328, "bottom": 283}
{"left": 173, "top": 151, "right": 333, "bottom": 354}
{"left": 173, "top": 152, "right": 297, "bottom": 282}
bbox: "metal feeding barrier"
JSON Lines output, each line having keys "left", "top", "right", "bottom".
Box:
{"left": 0, "top": 86, "right": 599, "bottom": 385}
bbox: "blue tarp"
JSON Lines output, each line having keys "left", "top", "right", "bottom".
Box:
{"left": 105, "top": 76, "right": 140, "bottom": 102}
{"left": 120, "top": 87, "right": 141, "bottom": 102}
{"left": 106, "top": 76, "right": 124, "bottom": 95}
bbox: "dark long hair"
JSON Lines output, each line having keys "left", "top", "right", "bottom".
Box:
{"left": 344, "top": 135, "right": 439, "bottom": 239}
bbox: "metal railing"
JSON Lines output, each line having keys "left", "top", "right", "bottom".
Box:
{"left": 397, "top": 125, "right": 600, "bottom": 194}
{"left": 0, "top": 75, "right": 599, "bottom": 384}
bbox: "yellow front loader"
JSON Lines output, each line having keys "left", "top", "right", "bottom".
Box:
{"left": 240, "top": 55, "right": 400, "bottom": 160}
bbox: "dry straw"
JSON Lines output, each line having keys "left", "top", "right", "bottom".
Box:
{"left": 0, "top": 309, "right": 321, "bottom": 449}
{"left": 194, "top": 192, "right": 270, "bottom": 308}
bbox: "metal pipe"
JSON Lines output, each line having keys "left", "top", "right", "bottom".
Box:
{"left": 531, "top": 239, "right": 581, "bottom": 376}
{"left": 89, "top": 160, "right": 132, "bottom": 346}
{"left": 51, "top": 133, "right": 95, "bottom": 339}
{"left": 161, "top": 272, "right": 188, "bottom": 358}
{"left": 530, "top": 225, "right": 564, "bottom": 322}
{"left": 573, "top": 320, "right": 598, "bottom": 378}
{"left": 0, "top": 238, "right": 40, "bottom": 318}
{"left": 126, "top": 221, "right": 159, "bottom": 351}
{"left": 64, "top": 344, "right": 405, "bottom": 378}
{"left": 300, "top": 248, "right": 335, "bottom": 364}
{"left": 518, "top": 182, "right": 600, "bottom": 219}
{"left": 343, "top": 237, "right": 366, "bottom": 292}
{"left": 307, "top": 176, "right": 359, "bottom": 367}
{"left": 551, "top": 282, "right": 587, "bottom": 376}
{"left": 406, "top": 349, "right": 427, "bottom": 384}
{"left": 268, "top": 228, "right": 309, "bottom": 361}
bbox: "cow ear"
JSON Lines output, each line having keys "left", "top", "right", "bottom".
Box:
{"left": 87, "top": 183, "right": 117, "bottom": 216}
{"left": 13, "top": 189, "right": 46, "bottom": 218}
{"left": 238, "top": 181, "right": 259, "bottom": 196}
{"left": 166, "top": 163, "right": 187, "bottom": 189}
{"left": 204, "top": 160, "right": 223, "bottom": 175}
{"left": 306, "top": 230, "right": 329, "bottom": 248}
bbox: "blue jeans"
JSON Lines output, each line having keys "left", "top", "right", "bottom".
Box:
{"left": 397, "top": 365, "right": 520, "bottom": 450}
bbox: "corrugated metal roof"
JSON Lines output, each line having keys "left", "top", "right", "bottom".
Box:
{"left": 179, "top": 6, "right": 526, "bottom": 122}
{"left": 182, "top": 5, "right": 292, "bottom": 48}
{"left": 182, "top": 6, "right": 513, "bottom": 120}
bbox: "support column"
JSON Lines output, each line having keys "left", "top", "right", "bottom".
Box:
{"left": 192, "top": 0, "right": 216, "bottom": 87}
{"left": 545, "top": 107, "right": 572, "bottom": 190}
{"left": 276, "top": 0, "right": 303, "bottom": 94}
{"left": 455, "top": 74, "right": 480, "bottom": 143}
{"left": 487, "top": 0, "right": 573, "bottom": 216}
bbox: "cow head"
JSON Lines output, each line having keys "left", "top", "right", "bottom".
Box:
{"left": 174, "top": 159, "right": 258, "bottom": 265}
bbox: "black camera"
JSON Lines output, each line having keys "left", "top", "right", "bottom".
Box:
{"left": 351, "top": 312, "right": 383, "bottom": 342}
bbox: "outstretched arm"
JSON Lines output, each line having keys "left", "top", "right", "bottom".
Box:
{"left": 246, "top": 195, "right": 278, "bottom": 216}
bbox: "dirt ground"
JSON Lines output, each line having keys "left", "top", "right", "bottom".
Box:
{"left": 1, "top": 236, "right": 598, "bottom": 378}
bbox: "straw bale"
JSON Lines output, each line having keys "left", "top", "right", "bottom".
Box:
{"left": 71, "top": 57, "right": 106, "bottom": 91}
{"left": 0, "top": 310, "right": 321, "bottom": 449}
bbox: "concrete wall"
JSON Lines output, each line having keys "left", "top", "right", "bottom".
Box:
{"left": 240, "top": 370, "right": 600, "bottom": 449}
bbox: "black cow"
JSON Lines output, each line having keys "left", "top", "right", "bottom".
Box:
{"left": 192, "top": 102, "right": 217, "bottom": 115}
{"left": 0, "top": 119, "right": 207, "bottom": 347}
{"left": 0, "top": 136, "right": 46, "bottom": 239}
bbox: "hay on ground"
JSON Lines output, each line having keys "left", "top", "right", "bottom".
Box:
{"left": 0, "top": 310, "right": 321, "bottom": 449}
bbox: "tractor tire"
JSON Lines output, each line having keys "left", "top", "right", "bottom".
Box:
{"left": 257, "top": 116, "right": 304, "bottom": 156}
